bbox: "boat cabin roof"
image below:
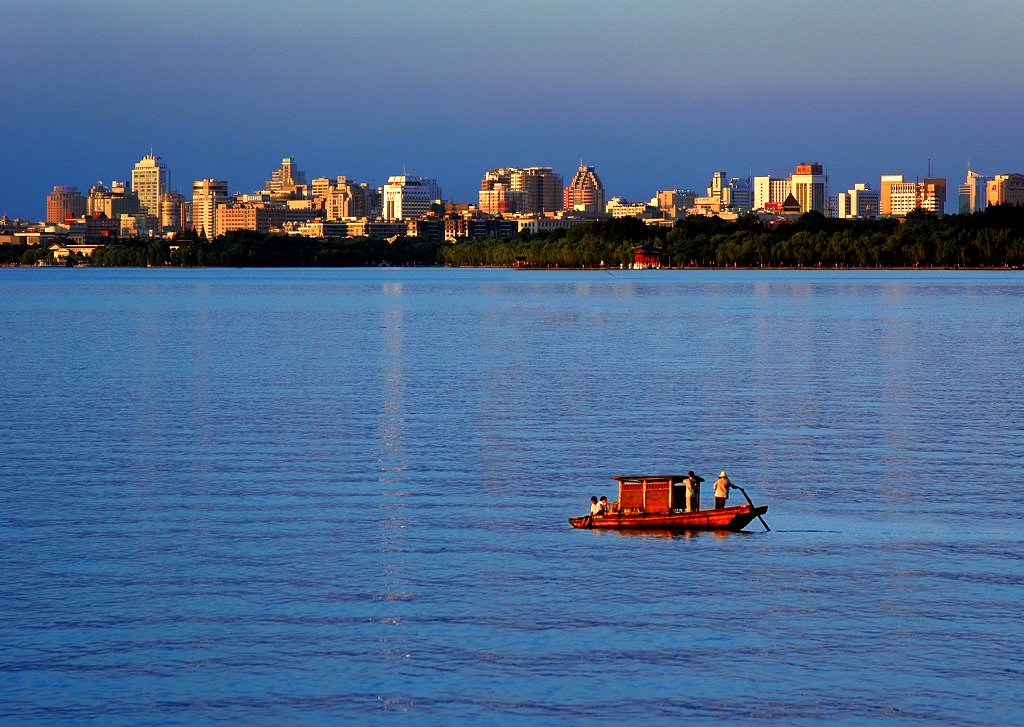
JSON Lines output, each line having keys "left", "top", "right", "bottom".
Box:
{"left": 611, "top": 474, "right": 692, "bottom": 482}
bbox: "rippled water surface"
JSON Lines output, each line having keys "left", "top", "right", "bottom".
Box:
{"left": 1, "top": 268, "right": 1022, "bottom": 725}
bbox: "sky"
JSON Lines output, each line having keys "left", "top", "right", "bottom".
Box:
{"left": 3, "top": 0, "right": 1024, "bottom": 220}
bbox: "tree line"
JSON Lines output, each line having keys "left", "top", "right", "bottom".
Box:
{"left": 440, "top": 206, "right": 1024, "bottom": 269}
{"left": 6, "top": 204, "right": 1024, "bottom": 268}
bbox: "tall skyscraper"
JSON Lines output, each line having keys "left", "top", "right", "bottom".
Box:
{"left": 192, "top": 179, "right": 229, "bottom": 239}
{"left": 480, "top": 167, "right": 563, "bottom": 214}
{"left": 159, "top": 192, "right": 186, "bottom": 233}
{"left": 46, "top": 186, "right": 87, "bottom": 223}
{"left": 564, "top": 163, "right": 605, "bottom": 213}
{"left": 707, "top": 171, "right": 727, "bottom": 203}
{"left": 514, "top": 167, "right": 563, "bottom": 213}
{"left": 131, "top": 154, "right": 170, "bottom": 217}
{"left": 382, "top": 175, "right": 441, "bottom": 220}
{"left": 790, "top": 163, "right": 827, "bottom": 214}
{"left": 266, "top": 157, "right": 306, "bottom": 192}
{"left": 958, "top": 169, "right": 988, "bottom": 214}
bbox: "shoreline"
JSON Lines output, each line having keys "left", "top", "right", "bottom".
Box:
{"left": 4, "top": 263, "right": 1021, "bottom": 272}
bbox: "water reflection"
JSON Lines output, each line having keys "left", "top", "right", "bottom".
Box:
{"left": 376, "top": 304, "right": 409, "bottom": 640}
{"left": 600, "top": 529, "right": 755, "bottom": 540}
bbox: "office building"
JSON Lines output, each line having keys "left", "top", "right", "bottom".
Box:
{"left": 836, "top": 183, "right": 880, "bottom": 219}
{"left": 88, "top": 181, "right": 142, "bottom": 221}
{"left": 654, "top": 189, "right": 696, "bottom": 219}
{"left": 753, "top": 176, "right": 791, "bottom": 211}
{"left": 266, "top": 157, "right": 306, "bottom": 193}
{"left": 46, "top": 186, "right": 87, "bottom": 223}
{"left": 726, "top": 177, "right": 753, "bottom": 211}
{"left": 605, "top": 197, "right": 659, "bottom": 219}
{"left": 986, "top": 173, "right": 1024, "bottom": 207}
{"left": 790, "top": 163, "right": 827, "bottom": 214}
{"left": 564, "top": 163, "right": 605, "bottom": 213}
{"left": 959, "top": 170, "right": 988, "bottom": 214}
{"left": 879, "top": 175, "right": 905, "bottom": 216}
{"left": 131, "top": 154, "right": 170, "bottom": 217}
{"left": 192, "top": 179, "right": 229, "bottom": 239}
{"left": 479, "top": 183, "right": 526, "bottom": 214}
{"left": 159, "top": 192, "right": 186, "bottom": 232}
{"left": 920, "top": 178, "right": 946, "bottom": 214}
{"left": 481, "top": 167, "right": 563, "bottom": 214}
{"left": 514, "top": 166, "right": 563, "bottom": 213}
{"left": 382, "top": 175, "right": 441, "bottom": 220}
{"left": 881, "top": 175, "right": 946, "bottom": 216}
{"left": 707, "top": 171, "right": 728, "bottom": 204}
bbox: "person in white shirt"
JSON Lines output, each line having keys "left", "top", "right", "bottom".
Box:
{"left": 714, "top": 471, "right": 732, "bottom": 509}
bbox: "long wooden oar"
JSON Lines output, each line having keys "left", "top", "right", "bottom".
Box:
{"left": 732, "top": 485, "right": 770, "bottom": 532}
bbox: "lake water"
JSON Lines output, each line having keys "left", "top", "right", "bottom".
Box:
{"left": 1, "top": 268, "right": 1022, "bottom": 725}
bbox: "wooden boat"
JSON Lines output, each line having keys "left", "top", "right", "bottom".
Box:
{"left": 569, "top": 474, "right": 768, "bottom": 532}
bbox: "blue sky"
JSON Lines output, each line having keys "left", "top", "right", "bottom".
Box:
{"left": 3, "top": 0, "right": 1023, "bottom": 219}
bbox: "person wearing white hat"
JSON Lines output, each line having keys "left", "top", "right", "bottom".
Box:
{"left": 713, "top": 470, "right": 732, "bottom": 509}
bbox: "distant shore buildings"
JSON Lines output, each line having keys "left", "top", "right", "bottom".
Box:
{"left": 14, "top": 148, "right": 1024, "bottom": 248}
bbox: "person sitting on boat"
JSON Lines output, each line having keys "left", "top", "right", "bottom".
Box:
{"left": 713, "top": 471, "right": 733, "bottom": 509}
{"left": 590, "top": 496, "right": 602, "bottom": 516}
{"left": 599, "top": 496, "right": 610, "bottom": 515}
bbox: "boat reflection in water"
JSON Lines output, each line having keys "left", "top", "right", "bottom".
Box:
{"left": 605, "top": 528, "right": 749, "bottom": 541}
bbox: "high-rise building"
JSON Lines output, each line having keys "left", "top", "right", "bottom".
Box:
{"left": 564, "top": 163, "right": 605, "bottom": 213}
{"left": 707, "top": 171, "right": 728, "bottom": 203}
{"left": 266, "top": 157, "right": 306, "bottom": 193}
{"left": 514, "top": 167, "right": 563, "bottom": 213}
{"left": 479, "top": 183, "right": 526, "bottom": 214}
{"left": 192, "top": 179, "right": 229, "bottom": 239}
{"left": 310, "top": 177, "right": 333, "bottom": 199}
{"left": 382, "top": 175, "right": 441, "bottom": 220}
{"left": 986, "top": 173, "right": 1024, "bottom": 207}
{"left": 726, "top": 177, "right": 753, "bottom": 211}
{"left": 481, "top": 167, "right": 563, "bottom": 214}
{"left": 887, "top": 178, "right": 922, "bottom": 216}
{"left": 959, "top": 170, "right": 988, "bottom": 214}
{"left": 753, "top": 176, "right": 791, "bottom": 211}
{"left": 837, "top": 183, "right": 880, "bottom": 219}
{"left": 881, "top": 174, "right": 946, "bottom": 216}
{"left": 655, "top": 189, "right": 696, "bottom": 219}
{"left": 790, "top": 163, "right": 827, "bottom": 214}
{"left": 131, "top": 154, "right": 170, "bottom": 217}
{"left": 159, "top": 192, "right": 186, "bottom": 232}
{"left": 920, "top": 178, "right": 946, "bottom": 214}
{"left": 88, "top": 181, "right": 142, "bottom": 220}
{"left": 46, "top": 186, "right": 87, "bottom": 223}
{"left": 315, "top": 176, "right": 378, "bottom": 220}
{"left": 879, "top": 174, "right": 905, "bottom": 216}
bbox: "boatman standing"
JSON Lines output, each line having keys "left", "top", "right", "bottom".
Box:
{"left": 685, "top": 471, "right": 704, "bottom": 512}
{"left": 713, "top": 471, "right": 732, "bottom": 509}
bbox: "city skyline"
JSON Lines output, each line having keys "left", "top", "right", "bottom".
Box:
{"left": 3, "top": 1, "right": 1024, "bottom": 220}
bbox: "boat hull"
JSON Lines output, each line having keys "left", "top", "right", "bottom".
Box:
{"left": 569, "top": 504, "right": 767, "bottom": 532}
